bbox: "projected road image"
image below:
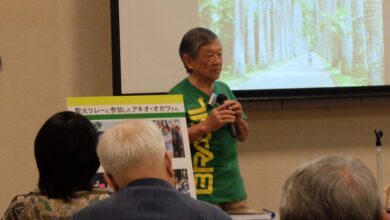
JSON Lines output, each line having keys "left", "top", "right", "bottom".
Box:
{"left": 199, "top": 0, "right": 384, "bottom": 90}
{"left": 232, "top": 52, "right": 335, "bottom": 90}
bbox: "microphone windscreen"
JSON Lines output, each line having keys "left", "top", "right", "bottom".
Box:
{"left": 216, "top": 93, "right": 227, "bottom": 104}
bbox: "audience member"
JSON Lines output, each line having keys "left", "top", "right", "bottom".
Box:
{"left": 279, "top": 155, "right": 386, "bottom": 220}
{"left": 384, "top": 184, "right": 390, "bottom": 209}
{"left": 2, "top": 111, "right": 110, "bottom": 220}
{"left": 73, "top": 119, "right": 231, "bottom": 220}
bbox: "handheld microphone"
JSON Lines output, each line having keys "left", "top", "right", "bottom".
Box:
{"left": 216, "top": 93, "right": 237, "bottom": 137}
{"left": 208, "top": 93, "right": 218, "bottom": 108}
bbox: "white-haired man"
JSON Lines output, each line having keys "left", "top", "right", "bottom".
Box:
{"left": 73, "top": 120, "right": 231, "bottom": 220}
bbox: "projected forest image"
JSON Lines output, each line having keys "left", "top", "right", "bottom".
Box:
{"left": 199, "top": 0, "right": 384, "bottom": 90}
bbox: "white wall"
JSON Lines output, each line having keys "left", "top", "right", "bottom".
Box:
{"left": 0, "top": 0, "right": 112, "bottom": 213}
{"left": 241, "top": 99, "right": 390, "bottom": 212}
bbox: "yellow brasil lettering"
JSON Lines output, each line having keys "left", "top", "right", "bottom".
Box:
{"left": 188, "top": 98, "right": 214, "bottom": 195}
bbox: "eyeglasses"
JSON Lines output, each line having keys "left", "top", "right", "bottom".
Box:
{"left": 202, "top": 52, "right": 223, "bottom": 63}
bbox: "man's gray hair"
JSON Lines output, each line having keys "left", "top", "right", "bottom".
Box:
{"left": 97, "top": 120, "right": 166, "bottom": 184}
{"left": 280, "top": 155, "right": 382, "bottom": 220}
{"left": 179, "top": 27, "right": 218, "bottom": 73}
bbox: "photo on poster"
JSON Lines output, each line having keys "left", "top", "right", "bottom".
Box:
{"left": 89, "top": 119, "right": 191, "bottom": 194}
{"left": 91, "top": 172, "right": 112, "bottom": 191}
{"left": 152, "top": 119, "right": 185, "bottom": 158}
{"left": 174, "top": 169, "right": 190, "bottom": 196}
{"left": 92, "top": 119, "right": 186, "bottom": 158}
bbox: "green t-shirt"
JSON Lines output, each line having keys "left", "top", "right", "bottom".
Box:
{"left": 169, "top": 78, "right": 247, "bottom": 204}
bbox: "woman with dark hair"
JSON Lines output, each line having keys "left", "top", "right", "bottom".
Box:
{"left": 2, "top": 111, "right": 110, "bottom": 220}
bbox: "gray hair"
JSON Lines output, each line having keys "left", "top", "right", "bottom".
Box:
{"left": 179, "top": 27, "right": 218, "bottom": 73}
{"left": 97, "top": 120, "right": 166, "bottom": 185}
{"left": 279, "top": 155, "right": 382, "bottom": 220}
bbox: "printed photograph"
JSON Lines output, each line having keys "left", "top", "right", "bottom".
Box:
{"left": 91, "top": 172, "right": 112, "bottom": 191}
{"left": 92, "top": 119, "right": 186, "bottom": 158}
{"left": 153, "top": 119, "right": 185, "bottom": 158}
{"left": 174, "top": 169, "right": 190, "bottom": 196}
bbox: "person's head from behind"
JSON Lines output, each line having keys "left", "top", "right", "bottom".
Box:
{"left": 179, "top": 27, "right": 223, "bottom": 81}
{"left": 35, "top": 111, "right": 99, "bottom": 201}
{"left": 279, "top": 155, "right": 384, "bottom": 220}
{"left": 97, "top": 120, "right": 174, "bottom": 190}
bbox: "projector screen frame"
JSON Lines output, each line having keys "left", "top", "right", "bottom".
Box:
{"left": 110, "top": 0, "right": 390, "bottom": 101}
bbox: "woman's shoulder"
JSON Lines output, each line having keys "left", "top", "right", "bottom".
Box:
{"left": 2, "top": 189, "right": 111, "bottom": 220}
{"left": 75, "top": 188, "right": 112, "bottom": 202}
{"left": 7, "top": 188, "right": 111, "bottom": 206}
{"left": 6, "top": 191, "right": 42, "bottom": 206}
{"left": 2, "top": 191, "right": 45, "bottom": 220}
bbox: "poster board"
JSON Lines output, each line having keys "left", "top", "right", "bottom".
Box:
{"left": 67, "top": 95, "right": 195, "bottom": 198}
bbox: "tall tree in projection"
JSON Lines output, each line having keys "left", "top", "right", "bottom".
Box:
{"left": 289, "top": 0, "right": 297, "bottom": 58}
{"left": 318, "top": 0, "right": 337, "bottom": 63}
{"left": 284, "top": 0, "right": 293, "bottom": 59}
{"left": 199, "top": 0, "right": 215, "bottom": 28}
{"left": 232, "top": 0, "right": 245, "bottom": 75}
{"left": 329, "top": 0, "right": 338, "bottom": 65}
{"left": 338, "top": 0, "right": 353, "bottom": 75}
{"left": 292, "top": 1, "right": 304, "bottom": 57}
{"left": 280, "top": 0, "right": 292, "bottom": 61}
{"left": 257, "top": 0, "right": 267, "bottom": 67}
{"left": 265, "top": 0, "right": 273, "bottom": 64}
{"left": 301, "top": 1, "right": 316, "bottom": 56}
{"left": 272, "top": 0, "right": 281, "bottom": 63}
{"left": 315, "top": 0, "right": 323, "bottom": 56}
{"left": 352, "top": 0, "right": 368, "bottom": 78}
{"left": 215, "top": 0, "right": 234, "bottom": 68}
{"left": 199, "top": 0, "right": 234, "bottom": 71}
{"left": 329, "top": 1, "right": 344, "bottom": 70}
{"left": 365, "top": 0, "right": 384, "bottom": 85}
{"left": 279, "top": 0, "right": 286, "bottom": 61}
{"left": 245, "top": 0, "right": 257, "bottom": 70}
